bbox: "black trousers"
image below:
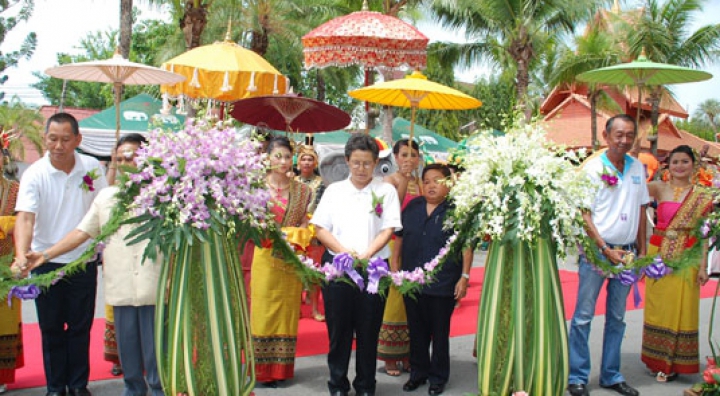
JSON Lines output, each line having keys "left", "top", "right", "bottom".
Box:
{"left": 404, "top": 293, "right": 456, "bottom": 385}
{"left": 34, "top": 262, "right": 97, "bottom": 392}
{"left": 321, "top": 252, "right": 386, "bottom": 394}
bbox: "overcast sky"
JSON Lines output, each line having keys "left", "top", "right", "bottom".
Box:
{"left": 2, "top": 0, "right": 719, "bottom": 117}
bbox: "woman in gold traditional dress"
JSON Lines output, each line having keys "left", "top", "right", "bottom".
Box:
{"left": 295, "top": 144, "right": 326, "bottom": 321}
{"left": 0, "top": 142, "right": 23, "bottom": 394}
{"left": 378, "top": 139, "right": 421, "bottom": 376}
{"left": 251, "top": 136, "right": 313, "bottom": 387}
{"left": 642, "top": 145, "right": 713, "bottom": 382}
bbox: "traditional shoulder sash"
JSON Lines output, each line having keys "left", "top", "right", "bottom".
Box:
{"left": 658, "top": 186, "right": 713, "bottom": 260}
{"left": 280, "top": 180, "right": 312, "bottom": 228}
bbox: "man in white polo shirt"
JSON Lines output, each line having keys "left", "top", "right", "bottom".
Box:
{"left": 13, "top": 113, "right": 107, "bottom": 396}
{"left": 567, "top": 114, "right": 650, "bottom": 396}
{"left": 311, "top": 133, "right": 402, "bottom": 396}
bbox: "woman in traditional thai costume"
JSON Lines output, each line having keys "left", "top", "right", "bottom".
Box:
{"left": 378, "top": 138, "right": 421, "bottom": 376}
{"left": 642, "top": 145, "right": 713, "bottom": 382}
{"left": 0, "top": 143, "right": 22, "bottom": 394}
{"left": 294, "top": 144, "right": 326, "bottom": 321}
{"left": 251, "top": 136, "right": 313, "bottom": 386}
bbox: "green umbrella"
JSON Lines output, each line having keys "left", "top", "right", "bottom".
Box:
{"left": 576, "top": 51, "right": 712, "bottom": 143}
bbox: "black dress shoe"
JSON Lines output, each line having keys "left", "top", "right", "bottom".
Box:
{"left": 601, "top": 382, "right": 639, "bottom": 396}
{"left": 403, "top": 378, "right": 428, "bottom": 392}
{"left": 45, "top": 392, "right": 66, "bottom": 396}
{"left": 68, "top": 388, "right": 91, "bottom": 396}
{"left": 428, "top": 383, "right": 445, "bottom": 395}
{"left": 567, "top": 383, "right": 589, "bottom": 396}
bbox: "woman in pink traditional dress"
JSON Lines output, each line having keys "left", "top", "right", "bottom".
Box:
{"left": 378, "top": 139, "right": 422, "bottom": 376}
{"left": 251, "top": 136, "right": 313, "bottom": 387}
{"left": 642, "top": 145, "right": 713, "bottom": 382}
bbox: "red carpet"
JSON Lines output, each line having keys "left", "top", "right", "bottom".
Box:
{"left": 9, "top": 268, "right": 719, "bottom": 390}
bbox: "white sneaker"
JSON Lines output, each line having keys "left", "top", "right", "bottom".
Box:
{"left": 0, "top": 384, "right": 7, "bottom": 394}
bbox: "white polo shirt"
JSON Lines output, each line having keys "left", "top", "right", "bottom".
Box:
{"left": 585, "top": 153, "right": 651, "bottom": 245}
{"left": 311, "top": 176, "right": 402, "bottom": 259}
{"left": 16, "top": 151, "right": 108, "bottom": 263}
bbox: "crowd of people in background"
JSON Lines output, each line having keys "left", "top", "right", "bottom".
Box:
{"left": 1, "top": 112, "right": 719, "bottom": 396}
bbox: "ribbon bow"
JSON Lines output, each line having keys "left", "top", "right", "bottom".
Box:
{"left": 332, "top": 252, "right": 365, "bottom": 290}
{"left": 366, "top": 257, "right": 389, "bottom": 294}
{"left": 643, "top": 256, "right": 669, "bottom": 279}
{"left": 7, "top": 284, "right": 41, "bottom": 307}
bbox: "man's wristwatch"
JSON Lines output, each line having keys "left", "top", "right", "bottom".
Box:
{"left": 461, "top": 273, "right": 470, "bottom": 280}
{"left": 42, "top": 251, "right": 50, "bottom": 263}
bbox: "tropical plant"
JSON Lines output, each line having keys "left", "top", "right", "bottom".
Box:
{"left": 552, "top": 26, "right": 624, "bottom": 150}
{"left": 0, "top": 0, "right": 37, "bottom": 102}
{"left": 623, "top": 0, "right": 720, "bottom": 151}
{"left": 0, "top": 96, "right": 42, "bottom": 161}
{"left": 696, "top": 98, "right": 720, "bottom": 142}
{"left": 430, "top": 0, "right": 601, "bottom": 121}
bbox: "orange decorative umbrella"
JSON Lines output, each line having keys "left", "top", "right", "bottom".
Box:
{"left": 302, "top": 2, "right": 428, "bottom": 70}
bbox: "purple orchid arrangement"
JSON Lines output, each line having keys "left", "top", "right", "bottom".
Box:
{"left": 127, "top": 120, "right": 271, "bottom": 232}
{"left": 599, "top": 166, "right": 619, "bottom": 188}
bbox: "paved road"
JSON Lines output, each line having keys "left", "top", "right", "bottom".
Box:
{"left": 9, "top": 252, "right": 717, "bottom": 396}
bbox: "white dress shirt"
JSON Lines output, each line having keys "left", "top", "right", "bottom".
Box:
{"left": 311, "top": 176, "right": 402, "bottom": 259}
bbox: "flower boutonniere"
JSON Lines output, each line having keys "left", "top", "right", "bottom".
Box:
{"left": 80, "top": 169, "right": 99, "bottom": 192}
{"left": 600, "top": 166, "right": 619, "bottom": 188}
{"left": 370, "top": 191, "right": 384, "bottom": 218}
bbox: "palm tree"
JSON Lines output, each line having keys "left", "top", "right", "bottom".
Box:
{"left": 696, "top": 98, "right": 720, "bottom": 141}
{"left": 120, "top": 0, "right": 134, "bottom": 58}
{"left": 0, "top": 97, "right": 43, "bottom": 162}
{"left": 552, "top": 27, "right": 624, "bottom": 150}
{"left": 624, "top": 0, "right": 720, "bottom": 151}
{"left": 430, "top": 0, "right": 601, "bottom": 121}
{"left": 143, "top": 0, "right": 211, "bottom": 50}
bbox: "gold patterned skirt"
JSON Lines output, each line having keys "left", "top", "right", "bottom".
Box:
{"left": 251, "top": 246, "right": 303, "bottom": 382}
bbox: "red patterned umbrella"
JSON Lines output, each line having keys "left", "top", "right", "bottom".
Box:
{"left": 302, "top": 3, "right": 428, "bottom": 70}
{"left": 230, "top": 94, "right": 351, "bottom": 133}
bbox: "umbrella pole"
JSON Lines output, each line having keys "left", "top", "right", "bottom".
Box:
{"left": 634, "top": 84, "right": 643, "bottom": 150}
{"left": 409, "top": 105, "right": 416, "bottom": 144}
{"left": 114, "top": 81, "right": 122, "bottom": 153}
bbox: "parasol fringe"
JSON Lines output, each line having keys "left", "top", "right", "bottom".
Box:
{"left": 220, "top": 71, "right": 232, "bottom": 92}
{"left": 176, "top": 95, "right": 187, "bottom": 115}
{"left": 273, "top": 74, "right": 279, "bottom": 94}
{"left": 248, "top": 71, "right": 258, "bottom": 92}
{"left": 161, "top": 93, "right": 171, "bottom": 115}
{"left": 190, "top": 68, "right": 201, "bottom": 88}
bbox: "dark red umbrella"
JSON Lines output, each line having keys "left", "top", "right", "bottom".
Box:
{"left": 230, "top": 94, "right": 351, "bottom": 132}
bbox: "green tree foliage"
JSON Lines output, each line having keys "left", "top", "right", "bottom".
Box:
{"left": 0, "top": 0, "right": 36, "bottom": 101}
{"left": 31, "top": 19, "right": 176, "bottom": 109}
{"left": 0, "top": 96, "right": 43, "bottom": 161}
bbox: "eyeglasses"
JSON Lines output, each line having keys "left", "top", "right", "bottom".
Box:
{"left": 350, "top": 161, "right": 374, "bottom": 169}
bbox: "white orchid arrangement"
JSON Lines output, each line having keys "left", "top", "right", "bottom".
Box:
{"left": 449, "top": 120, "right": 596, "bottom": 257}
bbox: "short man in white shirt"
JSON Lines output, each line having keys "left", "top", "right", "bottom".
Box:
{"left": 13, "top": 113, "right": 108, "bottom": 396}
{"left": 25, "top": 134, "right": 164, "bottom": 396}
{"left": 567, "top": 114, "right": 650, "bottom": 396}
{"left": 311, "top": 134, "right": 402, "bottom": 396}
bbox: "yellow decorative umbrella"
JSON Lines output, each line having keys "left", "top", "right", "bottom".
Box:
{"left": 161, "top": 35, "right": 287, "bottom": 103}
{"left": 348, "top": 71, "right": 482, "bottom": 141}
